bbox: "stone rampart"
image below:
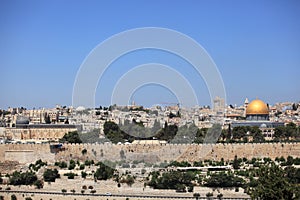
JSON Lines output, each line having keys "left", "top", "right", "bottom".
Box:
{"left": 0, "top": 142, "right": 299, "bottom": 164}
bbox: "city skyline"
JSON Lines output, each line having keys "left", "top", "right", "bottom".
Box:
{"left": 1, "top": 0, "right": 300, "bottom": 109}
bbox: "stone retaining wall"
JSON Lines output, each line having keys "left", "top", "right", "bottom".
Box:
{"left": 0, "top": 142, "right": 299, "bottom": 164}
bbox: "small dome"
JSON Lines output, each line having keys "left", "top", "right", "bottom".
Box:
{"left": 246, "top": 99, "right": 269, "bottom": 115}
{"left": 260, "top": 123, "right": 267, "bottom": 128}
{"left": 76, "top": 106, "right": 86, "bottom": 111}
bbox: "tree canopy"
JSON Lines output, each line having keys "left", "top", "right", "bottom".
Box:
{"left": 251, "top": 163, "right": 299, "bottom": 200}
{"left": 59, "top": 131, "right": 82, "bottom": 143}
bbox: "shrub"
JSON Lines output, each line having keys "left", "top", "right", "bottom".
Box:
{"left": 80, "top": 164, "right": 85, "bottom": 170}
{"left": 55, "top": 161, "right": 67, "bottom": 169}
{"left": 68, "top": 160, "right": 76, "bottom": 170}
{"left": 94, "top": 162, "right": 116, "bottom": 180}
{"left": 34, "top": 180, "right": 43, "bottom": 189}
{"left": 43, "top": 169, "right": 60, "bottom": 182}
{"left": 81, "top": 149, "right": 87, "bottom": 155}
{"left": 9, "top": 171, "right": 37, "bottom": 185}
{"left": 187, "top": 185, "right": 194, "bottom": 192}
{"left": 206, "top": 192, "right": 213, "bottom": 197}
{"left": 81, "top": 171, "right": 87, "bottom": 179}
{"left": 90, "top": 190, "right": 96, "bottom": 194}
{"left": 11, "top": 194, "right": 17, "bottom": 200}
{"left": 64, "top": 172, "right": 77, "bottom": 179}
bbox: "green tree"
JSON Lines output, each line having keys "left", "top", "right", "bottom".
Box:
{"left": 232, "top": 155, "right": 241, "bottom": 169}
{"left": 103, "top": 121, "right": 134, "bottom": 143}
{"left": 120, "top": 175, "right": 135, "bottom": 186}
{"left": 193, "top": 193, "right": 200, "bottom": 200}
{"left": 43, "top": 169, "right": 60, "bottom": 182}
{"left": 9, "top": 171, "right": 37, "bottom": 185}
{"left": 251, "top": 126, "right": 265, "bottom": 143}
{"left": 204, "top": 172, "right": 244, "bottom": 188}
{"left": 64, "top": 172, "right": 77, "bottom": 179}
{"left": 81, "top": 149, "right": 87, "bottom": 155}
{"left": 11, "top": 194, "right": 17, "bottom": 200}
{"left": 34, "top": 180, "right": 43, "bottom": 189}
{"left": 194, "top": 128, "right": 207, "bottom": 143}
{"left": 285, "top": 166, "right": 300, "bottom": 184}
{"left": 59, "top": 131, "right": 82, "bottom": 143}
{"left": 155, "top": 122, "right": 178, "bottom": 142}
{"left": 68, "top": 159, "right": 76, "bottom": 170}
{"left": 148, "top": 171, "right": 194, "bottom": 190}
{"left": 94, "top": 162, "right": 116, "bottom": 180}
{"left": 81, "top": 171, "right": 87, "bottom": 179}
{"left": 251, "top": 163, "right": 296, "bottom": 200}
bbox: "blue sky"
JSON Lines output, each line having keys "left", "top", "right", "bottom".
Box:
{"left": 0, "top": 0, "right": 300, "bottom": 109}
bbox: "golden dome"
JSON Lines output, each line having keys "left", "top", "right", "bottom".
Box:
{"left": 246, "top": 99, "right": 269, "bottom": 115}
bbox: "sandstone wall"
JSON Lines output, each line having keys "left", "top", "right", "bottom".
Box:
{"left": 0, "top": 142, "right": 299, "bottom": 164}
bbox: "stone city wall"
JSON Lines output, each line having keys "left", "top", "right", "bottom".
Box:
{"left": 0, "top": 142, "right": 299, "bottom": 164}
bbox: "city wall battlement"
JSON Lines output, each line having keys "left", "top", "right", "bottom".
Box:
{"left": 0, "top": 142, "right": 299, "bottom": 164}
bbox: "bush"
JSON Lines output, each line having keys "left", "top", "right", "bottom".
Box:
{"left": 80, "top": 164, "right": 85, "bottom": 170}
{"left": 187, "top": 185, "right": 194, "bottom": 192}
{"left": 94, "top": 162, "right": 116, "bottom": 180}
{"left": 43, "top": 169, "right": 60, "bottom": 182}
{"left": 34, "top": 180, "right": 43, "bottom": 189}
{"left": 59, "top": 131, "right": 82, "bottom": 143}
{"left": 217, "top": 193, "right": 223, "bottom": 199}
{"left": 9, "top": 171, "right": 37, "bottom": 185}
{"left": 55, "top": 161, "right": 67, "bottom": 169}
{"left": 61, "top": 189, "right": 67, "bottom": 193}
{"left": 11, "top": 194, "right": 17, "bottom": 200}
{"left": 81, "top": 149, "right": 87, "bottom": 155}
{"left": 206, "top": 192, "right": 213, "bottom": 197}
{"left": 120, "top": 175, "right": 135, "bottom": 186}
{"left": 85, "top": 160, "right": 94, "bottom": 166}
{"left": 81, "top": 171, "right": 87, "bottom": 179}
{"left": 64, "top": 173, "right": 77, "bottom": 179}
{"left": 175, "top": 184, "right": 186, "bottom": 193}
{"left": 68, "top": 160, "right": 76, "bottom": 170}
{"left": 204, "top": 172, "right": 245, "bottom": 188}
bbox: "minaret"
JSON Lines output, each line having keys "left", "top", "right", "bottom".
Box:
{"left": 244, "top": 98, "right": 249, "bottom": 117}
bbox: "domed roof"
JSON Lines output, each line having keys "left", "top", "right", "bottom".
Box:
{"left": 246, "top": 99, "right": 269, "bottom": 115}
